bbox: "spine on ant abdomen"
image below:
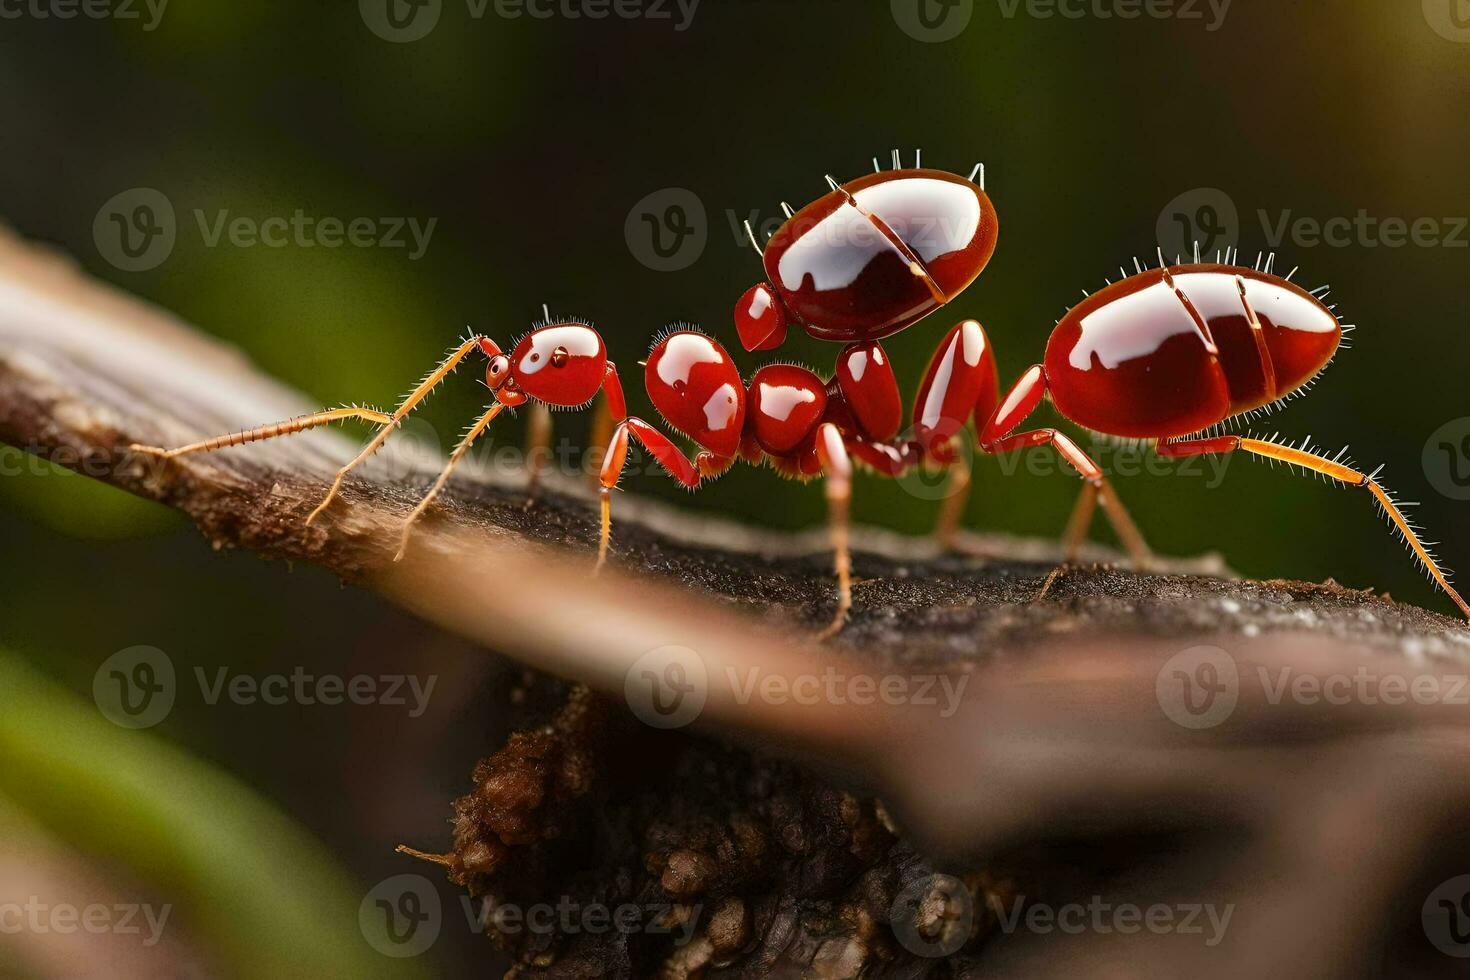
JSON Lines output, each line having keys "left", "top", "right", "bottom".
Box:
{"left": 1042, "top": 264, "right": 1342, "bottom": 440}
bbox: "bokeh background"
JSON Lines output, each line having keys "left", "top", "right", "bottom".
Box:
{"left": 1, "top": 1, "right": 1468, "bottom": 975}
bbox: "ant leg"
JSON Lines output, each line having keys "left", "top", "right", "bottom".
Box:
{"left": 932, "top": 456, "right": 971, "bottom": 552}
{"left": 1159, "top": 435, "right": 1470, "bottom": 621}
{"left": 910, "top": 320, "right": 998, "bottom": 552}
{"left": 523, "top": 402, "right": 552, "bottom": 508}
{"left": 980, "top": 365, "right": 1153, "bottom": 568}
{"left": 585, "top": 391, "right": 614, "bottom": 491}
{"left": 1060, "top": 482, "right": 1099, "bottom": 560}
{"left": 815, "top": 423, "right": 854, "bottom": 640}
{"left": 596, "top": 417, "right": 705, "bottom": 572}
{"left": 394, "top": 402, "right": 507, "bottom": 561}
{"left": 307, "top": 336, "right": 484, "bottom": 525}
{"left": 129, "top": 406, "right": 392, "bottom": 459}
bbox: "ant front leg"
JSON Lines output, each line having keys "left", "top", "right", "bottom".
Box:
{"left": 307, "top": 335, "right": 485, "bottom": 525}
{"left": 129, "top": 406, "right": 394, "bottom": 460}
{"left": 394, "top": 401, "right": 508, "bottom": 561}
{"left": 980, "top": 365, "right": 1153, "bottom": 568}
{"left": 1159, "top": 435, "right": 1470, "bottom": 621}
{"left": 597, "top": 418, "right": 727, "bottom": 571}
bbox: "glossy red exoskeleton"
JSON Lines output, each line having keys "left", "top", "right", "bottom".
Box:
{"left": 597, "top": 153, "right": 1007, "bottom": 634}
{"left": 973, "top": 250, "right": 1466, "bottom": 621}
{"left": 733, "top": 152, "right": 998, "bottom": 352}
{"left": 598, "top": 312, "right": 1004, "bottom": 636}
{"left": 603, "top": 233, "right": 1469, "bottom": 630}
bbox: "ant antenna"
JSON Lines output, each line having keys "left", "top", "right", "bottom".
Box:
{"left": 743, "top": 219, "right": 764, "bottom": 256}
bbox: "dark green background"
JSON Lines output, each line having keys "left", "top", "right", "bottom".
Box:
{"left": 1, "top": 1, "right": 1467, "bottom": 975}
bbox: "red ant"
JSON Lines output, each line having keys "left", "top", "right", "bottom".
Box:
{"left": 598, "top": 154, "right": 1467, "bottom": 629}
{"left": 130, "top": 313, "right": 628, "bottom": 562}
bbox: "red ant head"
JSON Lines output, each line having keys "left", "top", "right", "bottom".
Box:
{"left": 477, "top": 338, "right": 523, "bottom": 404}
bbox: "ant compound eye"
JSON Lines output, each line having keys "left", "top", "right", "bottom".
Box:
{"left": 551, "top": 346, "right": 569, "bottom": 368}
{"left": 486, "top": 354, "right": 511, "bottom": 385}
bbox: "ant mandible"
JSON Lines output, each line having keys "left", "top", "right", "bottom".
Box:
{"left": 130, "top": 311, "right": 624, "bottom": 562}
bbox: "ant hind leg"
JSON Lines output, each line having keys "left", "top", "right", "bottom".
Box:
{"left": 1160, "top": 434, "right": 1470, "bottom": 621}
{"left": 980, "top": 365, "right": 1154, "bottom": 569}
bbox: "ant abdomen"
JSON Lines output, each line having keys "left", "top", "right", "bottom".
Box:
{"left": 1044, "top": 263, "right": 1341, "bottom": 440}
